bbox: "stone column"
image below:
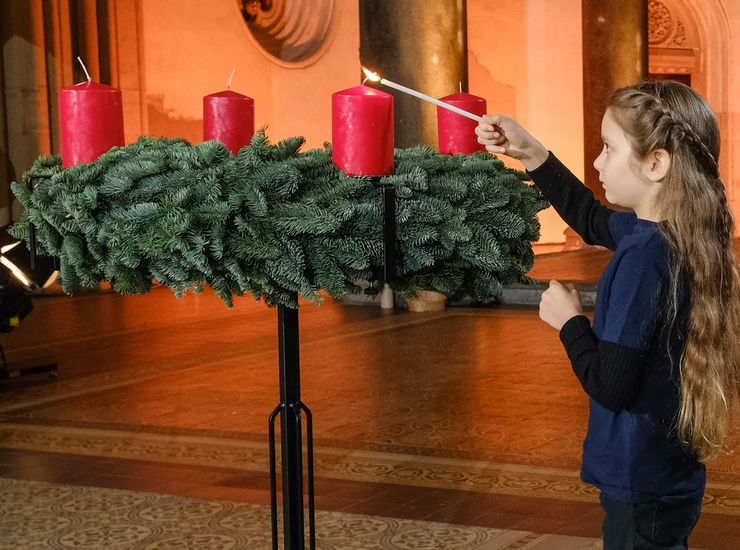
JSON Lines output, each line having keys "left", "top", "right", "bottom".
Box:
{"left": 582, "top": 0, "right": 648, "bottom": 205}
{"left": 1, "top": 0, "right": 54, "bottom": 224}
{"left": 0, "top": 17, "right": 8, "bottom": 226}
{"left": 359, "top": 0, "right": 468, "bottom": 149}
{"left": 97, "top": 0, "right": 148, "bottom": 140}
{"left": 42, "top": 0, "right": 75, "bottom": 156}
{"left": 70, "top": 0, "right": 100, "bottom": 82}
{"left": 0, "top": 0, "right": 147, "bottom": 224}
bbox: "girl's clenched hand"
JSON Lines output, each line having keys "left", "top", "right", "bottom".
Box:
{"left": 539, "top": 280, "right": 584, "bottom": 331}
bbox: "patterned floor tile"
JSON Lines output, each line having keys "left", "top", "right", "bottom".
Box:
{"left": 0, "top": 477, "right": 602, "bottom": 550}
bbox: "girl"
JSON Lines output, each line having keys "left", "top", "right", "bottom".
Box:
{"left": 476, "top": 81, "right": 740, "bottom": 549}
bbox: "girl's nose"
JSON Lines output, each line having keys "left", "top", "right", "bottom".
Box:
{"left": 593, "top": 153, "right": 603, "bottom": 172}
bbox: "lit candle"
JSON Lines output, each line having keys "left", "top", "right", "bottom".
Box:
{"left": 437, "top": 90, "right": 487, "bottom": 155}
{"left": 203, "top": 70, "right": 255, "bottom": 155}
{"left": 58, "top": 57, "right": 125, "bottom": 168}
{"left": 332, "top": 85, "right": 394, "bottom": 176}
{"left": 362, "top": 68, "right": 484, "bottom": 123}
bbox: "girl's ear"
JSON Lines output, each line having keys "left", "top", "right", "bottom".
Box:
{"left": 643, "top": 149, "right": 671, "bottom": 182}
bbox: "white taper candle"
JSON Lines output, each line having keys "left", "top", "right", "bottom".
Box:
{"left": 361, "top": 68, "right": 484, "bottom": 123}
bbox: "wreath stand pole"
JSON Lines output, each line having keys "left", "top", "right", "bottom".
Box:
{"left": 268, "top": 297, "right": 315, "bottom": 550}
{"left": 267, "top": 178, "right": 395, "bottom": 549}
{"left": 378, "top": 181, "right": 397, "bottom": 304}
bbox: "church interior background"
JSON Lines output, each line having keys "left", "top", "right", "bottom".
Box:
{"left": 1, "top": 1, "right": 740, "bottom": 548}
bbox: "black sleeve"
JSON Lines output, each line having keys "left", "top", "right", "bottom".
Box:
{"left": 559, "top": 315, "right": 646, "bottom": 412}
{"left": 526, "top": 152, "right": 618, "bottom": 251}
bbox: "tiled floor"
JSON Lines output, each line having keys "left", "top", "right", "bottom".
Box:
{"left": 0, "top": 477, "right": 606, "bottom": 550}
{"left": 1, "top": 243, "right": 739, "bottom": 548}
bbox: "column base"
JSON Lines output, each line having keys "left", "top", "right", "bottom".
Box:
{"left": 563, "top": 227, "right": 587, "bottom": 251}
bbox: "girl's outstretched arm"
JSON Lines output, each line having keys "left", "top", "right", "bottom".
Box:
{"left": 528, "top": 153, "right": 618, "bottom": 250}
{"left": 476, "top": 115, "right": 618, "bottom": 250}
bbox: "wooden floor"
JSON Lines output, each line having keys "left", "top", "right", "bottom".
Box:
{"left": 1, "top": 244, "right": 739, "bottom": 548}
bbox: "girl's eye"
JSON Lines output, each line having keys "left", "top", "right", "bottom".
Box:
{"left": 603, "top": 143, "right": 609, "bottom": 153}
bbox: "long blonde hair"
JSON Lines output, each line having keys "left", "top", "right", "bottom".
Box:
{"left": 609, "top": 81, "right": 740, "bottom": 462}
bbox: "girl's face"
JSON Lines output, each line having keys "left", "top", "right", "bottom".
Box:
{"left": 593, "top": 108, "right": 654, "bottom": 212}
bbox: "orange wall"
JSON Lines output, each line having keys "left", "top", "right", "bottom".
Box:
{"left": 468, "top": 0, "right": 581, "bottom": 244}
{"left": 139, "top": 0, "right": 739, "bottom": 244}
{"left": 140, "top": 0, "right": 577, "bottom": 244}
{"left": 140, "top": 0, "right": 360, "bottom": 151}
{"left": 469, "top": 0, "right": 740, "bottom": 241}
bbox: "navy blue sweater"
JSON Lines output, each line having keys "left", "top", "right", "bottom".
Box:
{"left": 528, "top": 152, "right": 705, "bottom": 503}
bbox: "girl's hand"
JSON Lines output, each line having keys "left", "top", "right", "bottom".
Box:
{"left": 475, "top": 114, "right": 549, "bottom": 171}
{"left": 539, "top": 280, "right": 584, "bottom": 331}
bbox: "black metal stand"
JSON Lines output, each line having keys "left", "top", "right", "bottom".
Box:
{"left": 267, "top": 180, "right": 396, "bottom": 549}
{"left": 0, "top": 174, "right": 57, "bottom": 382}
{"left": 268, "top": 295, "right": 315, "bottom": 550}
{"left": 26, "top": 175, "right": 46, "bottom": 266}
{"left": 379, "top": 182, "right": 397, "bottom": 286}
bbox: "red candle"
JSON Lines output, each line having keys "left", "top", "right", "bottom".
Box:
{"left": 59, "top": 81, "right": 125, "bottom": 168}
{"left": 332, "top": 85, "right": 394, "bottom": 176}
{"left": 437, "top": 91, "right": 487, "bottom": 155}
{"left": 203, "top": 90, "right": 255, "bottom": 155}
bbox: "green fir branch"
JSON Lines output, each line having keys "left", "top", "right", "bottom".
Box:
{"left": 10, "top": 131, "right": 549, "bottom": 308}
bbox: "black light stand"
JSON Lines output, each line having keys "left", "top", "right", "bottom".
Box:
{"left": 0, "top": 345, "right": 57, "bottom": 380}
{"left": 267, "top": 178, "right": 396, "bottom": 549}
{"left": 0, "top": 174, "right": 57, "bottom": 381}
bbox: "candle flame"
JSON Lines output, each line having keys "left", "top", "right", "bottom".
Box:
{"left": 362, "top": 67, "right": 381, "bottom": 83}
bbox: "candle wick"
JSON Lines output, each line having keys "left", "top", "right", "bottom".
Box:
{"left": 459, "top": 81, "right": 462, "bottom": 93}
{"left": 227, "top": 68, "right": 236, "bottom": 90}
{"left": 77, "top": 56, "right": 92, "bottom": 83}
{"left": 362, "top": 76, "right": 369, "bottom": 85}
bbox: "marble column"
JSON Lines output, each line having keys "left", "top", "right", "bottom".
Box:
{"left": 359, "top": 0, "right": 468, "bottom": 149}
{"left": 582, "top": 0, "right": 648, "bottom": 204}
{"left": 569, "top": 0, "right": 647, "bottom": 249}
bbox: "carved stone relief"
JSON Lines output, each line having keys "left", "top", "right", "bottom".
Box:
{"left": 648, "top": 0, "right": 697, "bottom": 48}
{"left": 237, "top": 0, "right": 335, "bottom": 67}
{"left": 648, "top": 0, "right": 673, "bottom": 44}
{"left": 647, "top": 0, "right": 699, "bottom": 75}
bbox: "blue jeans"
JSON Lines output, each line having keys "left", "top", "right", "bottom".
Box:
{"left": 600, "top": 493, "right": 702, "bottom": 549}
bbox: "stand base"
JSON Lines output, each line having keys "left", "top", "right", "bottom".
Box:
{"left": 0, "top": 341, "right": 57, "bottom": 380}
{"left": 0, "top": 363, "right": 57, "bottom": 379}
